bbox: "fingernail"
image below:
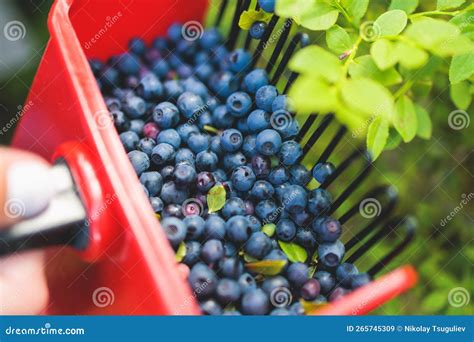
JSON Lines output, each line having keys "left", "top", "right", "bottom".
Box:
{"left": 5, "top": 162, "right": 54, "bottom": 219}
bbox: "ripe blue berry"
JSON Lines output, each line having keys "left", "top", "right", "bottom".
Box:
{"left": 276, "top": 218, "right": 297, "bottom": 242}
{"left": 173, "top": 162, "right": 197, "bottom": 187}
{"left": 255, "top": 199, "right": 278, "bottom": 222}
{"left": 228, "top": 49, "right": 251, "bottom": 73}
{"left": 231, "top": 166, "right": 256, "bottom": 191}
{"left": 289, "top": 164, "right": 311, "bottom": 186}
{"left": 216, "top": 278, "right": 242, "bottom": 304}
{"left": 140, "top": 171, "right": 163, "bottom": 196}
{"left": 212, "top": 105, "right": 235, "bottom": 129}
{"left": 256, "top": 129, "right": 282, "bottom": 156}
{"left": 238, "top": 273, "right": 257, "bottom": 293}
{"left": 313, "top": 216, "right": 341, "bottom": 243}
{"left": 177, "top": 92, "right": 205, "bottom": 119}
{"left": 226, "top": 91, "right": 252, "bottom": 117}
{"left": 200, "top": 299, "right": 222, "bottom": 315}
{"left": 117, "top": 53, "right": 140, "bottom": 75}
{"left": 312, "top": 162, "right": 336, "bottom": 183}
{"left": 175, "top": 148, "right": 195, "bottom": 165}
{"left": 122, "top": 95, "right": 146, "bottom": 118}
{"left": 137, "top": 137, "right": 156, "bottom": 156}
{"left": 251, "top": 180, "right": 274, "bottom": 200}
{"left": 256, "top": 85, "right": 278, "bottom": 112}
{"left": 287, "top": 262, "right": 309, "bottom": 288}
{"left": 243, "top": 68, "right": 269, "bottom": 94}
{"left": 351, "top": 273, "right": 371, "bottom": 289}
{"left": 183, "top": 215, "right": 206, "bottom": 240}
{"left": 161, "top": 217, "right": 187, "bottom": 248}
{"left": 196, "top": 171, "right": 216, "bottom": 192}
{"left": 241, "top": 289, "right": 270, "bottom": 315}
{"left": 120, "top": 131, "right": 139, "bottom": 152}
{"left": 201, "top": 239, "right": 224, "bottom": 264}
{"left": 157, "top": 129, "right": 181, "bottom": 149}
{"left": 152, "top": 59, "right": 169, "bottom": 78}
{"left": 249, "top": 21, "right": 267, "bottom": 39}
{"left": 137, "top": 73, "right": 163, "bottom": 100}
{"left": 196, "top": 150, "right": 218, "bottom": 171}
{"left": 242, "top": 134, "right": 257, "bottom": 158}
{"left": 261, "top": 276, "right": 290, "bottom": 295}
{"left": 244, "top": 232, "right": 272, "bottom": 259}
{"left": 336, "top": 263, "right": 359, "bottom": 288}
{"left": 161, "top": 181, "right": 189, "bottom": 205}
{"left": 307, "top": 188, "right": 332, "bottom": 216}
{"left": 128, "top": 150, "right": 150, "bottom": 175}
{"left": 209, "top": 71, "right": 239, "bottom": 98}
{"left": 268, "top": 166, "right": 290, "bottom": 185}
{"left": 153, "top": 102, "right": 180, "bottom": 128}
{"left": 314, "top": 271, "right": 336, "bottom": 294}
{"left": 189, "top": 263, "right": 218, "bottom": 298}
{"left": 111, "top": 110, "right": 129, "bottom": 132}
{"left": 279, "top": 140, "right": 302, "bottom": 165}
{"left": 281, "top": 184, "right": 307, "bottom": 214}
{"left": 151, "top": 143, "right": 175, "bottom": 166}
{"left": 258, "top": 0, "right": 276, "bottom": 13}
{"left": 187, "top": 132, "right": 210, "bottom": 153}
{"left": 200, "top": 28, "right": 222, "bottom": 50}
{"left": 300, "top": 279, "right": 321, "bottom": 301}
{"left": 222, "top": 197, "right": 246, "bottom": 219}
{"left": 182, "top": 241, "right": 201, "bottom": 266}
{"left": 150, "top": 197, "right": 164, "bottom": 212}
{"left": 163, "top": 79, "right": 185, "bottom": 99}
{"left": 296, "top": 228, "right": 317, "bottom": 250}
{"left": 219, "top": 257, "right": 244, "bottom": 279}
{"left": 226, "top": 215, "right": 252, "bottom": 244}
{"left": 223, "top": 152, "right": 247, "bottom": 171}
{"left": 247, "top": 109, "right": 270, "bottom": 133}
{"left": 272, "top": 94, "right": 293, "bottom": 112}
{"left": 318, "top": 240, "right": 345, "bottom": 268}
{"left": 204, "top": 215, "right": 226, "bottom": 240}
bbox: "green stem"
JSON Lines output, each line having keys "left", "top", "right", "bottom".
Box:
{"left": 394, "top": 79, "right": 415, "bottom": 99}
{"left": 334, "top": 1, "right": 356, "bottom": 29}
{"left": 343, "top": 36, "right": 363, "bottom": 74}
{"left": 409, "top": 10, "right": 460, "bottom": 19}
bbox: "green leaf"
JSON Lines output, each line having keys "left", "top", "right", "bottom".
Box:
{"left": 262, "top": 223, "right": 276, "bottom": 237}
{"left": 374, "top": 10, "right": 408, "bottom": 37}
{"left": 371, "top": 39, "right": 398, "bottom": 70}
{"left": 300, "top": 299, "right": 328, "bottom": 314}
{"left": 245, "top": 260, "right": 288, "bottom": 276}
{"left": 238, "top": 9, "right": 272, "bottom": 30}
{"left": 395, "top": 41, "right": 429, "bottom": 69}
{"left": 432, "top": 35, "right": 474, "bottom": 57}
{"left": 389, "top": 0, "right": 419, "bottom": 14}
{"left": 275, "top": 0, "right": 314, "bottom": 18}
{"left": 385, "top": 128, "right": 403, "bottom": 150}
{"left": 326, "top": 25, "right": 353, "bottom": 54}
{"left": 290, "top": 76, "right": 338, "bottom": 114}
{"left": 289, "top": 45, "right": 343, "bottom": 83}
{"left": 449, "top": 52, "right": 474, "bottom": 83}
{"left": 297, "top": 2, "right": 339, "bottom": 31}
{"left": 367, "top": 116, "right": 389, "bottom": 160}
{"left": 243, "top": 253, "right": 259, "bottom": 263}
{"left": 349, "top": 55, "right": 402, "bottom": 86}
{"left": 393, "top": 96, "right": 418, "bottom": 142}
{"left": 437, "top": 0, "right": 466, "bottom": 10}
{"left": 414, "top": 104, "right": 432, "bottom": 140}
{"left": 175, "top": 242, "right": 186, "bottom": 262}
{"left": 340, "top": 78, "right": 395, "bottom": 118}
{"left": 450, "top": 10, "right": 474, "bottom": 37}
{"left": 341, "top": 0, "right": 369, "bottom": 22}
{"left": 278, "top": 241, "right": 308, "bottom": 263}
{"left": 207, "top": 184, "right": 226, "bottom": 213}
{"left": 450, "top": 81, "right": 472, "bottom": 110}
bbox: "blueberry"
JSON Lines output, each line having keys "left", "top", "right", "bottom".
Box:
{"left": 177, "top": 92, "right": 205, "bottom": 119}
{"left": 153, "top": 102, "right": 180, "bottom": 128}
{"left": 242, "top": 134, "right": 257, "bottom": 158}
{"left": 196, "top": 150, "right": 218, "bottom": 171}
{"left": 312, "top": 162, "right": 336, "bottom": 183}
{"left": 187, "top": 133, "right": 210, "bottom": 153}
{"left": 183, "top": 215, "right": 205, "bottom": 240}
{"left": 241, "top": 289, "right": 270, "bottom": 315}
{"left": 215, "top": 278, "right": 241, "bottom": 304}
{"left": 231, "top": 166, "right": 256, "bottom": 192}
{"left": 226, "top": 215, "right": 252, "bottom": 244}
{"left": 256, "top": 129, "right": 282, "bottom": 156}
{"left": 161, "top": 217, "right": 187, "bottom": 248}
{"left": 120, "top": 131, "right": 139, "bottom": 152}
{"left": 149, "top": 197, "right": 164, "bottom": 212}
{"left": 300, "top": 279, "right": 321, "bottom": 301}
{"left": 268, "top": 166, "right": 290, "bottom": 185}
{"left": 89, "top": 59, "right": 104, "bottom": 75}
{"left": 219, "top": 257, "right": 244, "bottom": 279}
{"left": 290, "top": 209, "right": 313, "bottom": 227}
{"left": 262, "top": 276, "right": 290, "bottom": 295}
{"left": 182, "top": 241, "right": 201, "bottom": 266}
{"left": 160, "top": 165, "right": 175, "bottom": 182}
{"left": 226, "top": 91, "right": 252, "bottom": 117}
{"left": 212, "top": 105, "right": 235, "bottom": 129}
{"left": 247, "top": 215, "right": 262, "bottom": 232}
{"left": 116, "top": 52, "right": 140, "bottom": 75}
{"left": 128, "top": 150, "right": 149, "bottom": 175}
{"left": 189, "top": 263, "right": 218, "bottom": 298}
{"left": 151, "top": 143, "right": 175, "bottom": 166}
{"left": 272, "top": 110, "right": 299, "bottom": 139}
{"left": 289, "top": 164, "right": 311, "bottom": 186}
{"left": 238, "top": 273, "right": 257, "bottom": 293}
{"left": 289, "top": 302, "right": 305, "bottom": 316}
{"left": 251, "top": 180, "right": 274, "bottom": 200}
{"left": 314, "top": 271, "right": 336, "bottom": 294}
{"left": 200, "top": 299, "right": 222, "bottom": 315}
{"left": 100, "top": 67, "right": 120, "bottom": 89}
{"left": 255, "top": 199, "right": 278, "bottom": 222}
{"left": 195, "top": 62, "right": 214, "bottom": 82}
{"left": 194, "top": 51, "right": 209, "bottom": 65}
{"left": 157, "top": 129, "right": 181, "bottom": 149}
{"left": 318, "top": 240, "right": 345, "bottom": 268}
{"left": 276, "top": 218, "right": 297, "bottom": 242}
{"left": 351, "top": 273, "right": 371, "bottom": 289}
{"left": 247, "top": 109, "right": 270, "bottom": 133}
{"left": 201, "top": 239, "right": 224, "bottom": 265}
{"left": 296, "top": 228, "right": 317, "bottom": 250}
{"left": 224, "top": 242, "right": 238, "bottom": 257}
{"left": 244, "top": 232, "right": 272, "bottom": 259}
{"left": 136, "top": 138, "right": 155, "bottom": 157}
{"left": 228, "top": 49, "right": 251, "bottom": 73}
{"left": 272, "top": 95, "right": 294, "bottom": 112}
{"left": 336, "top": 263, "right": 359, "bottom": 288}
{"left": 111, "top": 110, "right": 129, "bottom": 132}
{"left": 152, "top": 37, "right": 167, "bottom": 51}
{"left": 313, "top": 216, "right": 341, "bottom": 243}
{"left": 210, "top": 136, "right": 224, "bottom": 157}
{"left": 223, "top": 152, "right": 247, "bottom": 171}
{"left": 143, "top": 122, "right": 160, "bottom": 140}
{"left": 163, "top": 79, "right": 185, "bottom": 99}
{"left": 249, "top": 21, "right": 267, "bottom": 40}
{"left": 173, "top": 162, "right": 197, "bottom": 187}
{"left": 256, "top": 85, "right": 278, "bottom": 112}
{"left": 122, "top": 95, "right": 146, "bottom": 118}
{"left": 222, "top": 197, "right": 246, "bottom": 219}
{"left": 175, "top": 148, "right": 195, "bottom": 165}
{"left": 329, "top": 287, "right": 349, "bottom": 302}
{"left": 196, "top": 171, "right": 216, "bottom": 192}
{"left": 182, "top": 198, "right": 203, "bottom": 217}
{"left": 307, "top": 188, "right": 332, "bottom": 216}
{"left": 286, "top": 262, "right": 309, "bottom": 288}
{"left": 209, "top": 71, "right": 239, "bottom": 98}
{"left": 281, "top": 185, "right": 307, "bottom": 214}
{"left": 258, "top": 0, "right": 276, "bottom": 13}
{"left": 279, "top": 140, "right": 302, "bottom": 165}
{"left": 220, "top": 128, "right": 243, "bottom": 152}
{"left": 243, "top": 68, "right": 269, "bottom": 94}
{"left": 161, "top": 181, "right": 189, "bottom": 205}
{"left": 177, "top": 63, "right": 193, "bottom": 79}
{"left": 200, "top": 28, "right": 222, "bottom": 50}
{"left": 176, "top": 124, "right": 199, "bottom": 143}
{"left": 167, "top": 23, "right": 183, "bottom": 42}
{"left": 182, "top": 77, "right": 209, "bottom": 99}
{"left": 213, "top": 168, "right": 227, "bottom": 182}
{"left": 139, "top": 171, "right": 163, "bottom": 196}
{"left": 152, "top": 59, "right": 169, "bottom": 78}
{"left": 129, "top": 119, "right": 144, "bottom": 134}
{"left": 137, "top": 73, "right": 163, "bottom": 100}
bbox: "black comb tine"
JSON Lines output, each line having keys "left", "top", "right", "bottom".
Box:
{"left": 271, "top": 33, "right": 309, "bottom": 85}
{"left": 215, "top": 0, "right": 229, "bottom": 27}
{"left": 302, "top": 115, "right": 334, "bottom": 157}
{"left": 315, "top": 125, "right": 347, "bottom": 165}
{"left": 250, "top": 15, "right": 280, "bottom": 68}
{"left": 265, "top": 18, "right": 293, "bottom": 74}
{"left": 295, "top": 115, "right": 318, "bottom": 143}
{"left": 226, "top": 0, "right": 246, "bottom": 50}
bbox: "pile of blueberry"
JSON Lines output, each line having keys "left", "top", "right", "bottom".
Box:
{"left": 90, "top": 2, "right": 371, "bottom": 315}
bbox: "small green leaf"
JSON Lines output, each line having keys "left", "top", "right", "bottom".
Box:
{"left": 367, "top": 116, "right": 389, "bottom": 160}
{"left": 405, "top": 18, "right": 461, "bottom": 52}
{"left": 449, "top": 52, "right": 474, "bottom": 83}
{"left": 275, "top": 0, "right": 314, "bottom": 18}
{"left": 371, "top": 39, "right": 398, "bottom": 70}
{"left": 308, "top": 265, "right": 317, "bottom": 278}
{"left": 203, "top": 125, "right": 219, "bottom": 134}
{"left": 238, "top": 9, "right": 272, "bottom": 30}
{"left": 245, "top": 260, "right": 288, "bottom": 276}
{"left": 349, "top": 55, "right": 402, "bottom": 86}
{"left": 289, "top": 46, "right": 344, "bottom": 83}
{"left": 278, "top": 241, "right": 308, "bottom": 263}
{"left": 374, "top": 10, "right": 408, "bottom": 37}
{"left": 297, "top": 3, "right": 339, "bottom": 31}
{"left": 395, "top": 41, "right": 429, "bottom": 69}
{"left": 300, "top": 299, "right": 328, "bottom": 314}
{"left": 393, "top": 96, "right": 418, "bottom": 143}
{"left": 414, "top": 104, "right": 432, "bottom": 140}
{"left": 326, "top": 25, "right": 353, "bottom": 54}
{"left": 389, "top": 0, "right": 419, "bottom": 14}
{"left": 341, "top": 0, "right": 369, "bottom": 22}
{"left": 243, "top": 253, "right": 259, "bottom": 263}
{"left": 340, "top": 78, "right": 394, "bottom": 118}
{"left": 289, "top": 76, "right": 338, "bottom": 114}
{"left": 385, "top": 128, "right": 403, "bottom": 150}
{"left": 207, "top": 184, "right": 226, "bottom": 213}
{"left": 262, "top": 223, "right": 276, "bottom": 237}
{"left": 175, "top": 242, "right": 186, "bottom": 262}
{"left": 450, "top": 81, "right": 472, "bottom": 110}
{"left": 437, "top": 0, "right": 466, "bottom": 10}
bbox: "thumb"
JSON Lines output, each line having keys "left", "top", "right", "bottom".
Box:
{"left": 0, "top": 147, "right": 54, "bottom": 227}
